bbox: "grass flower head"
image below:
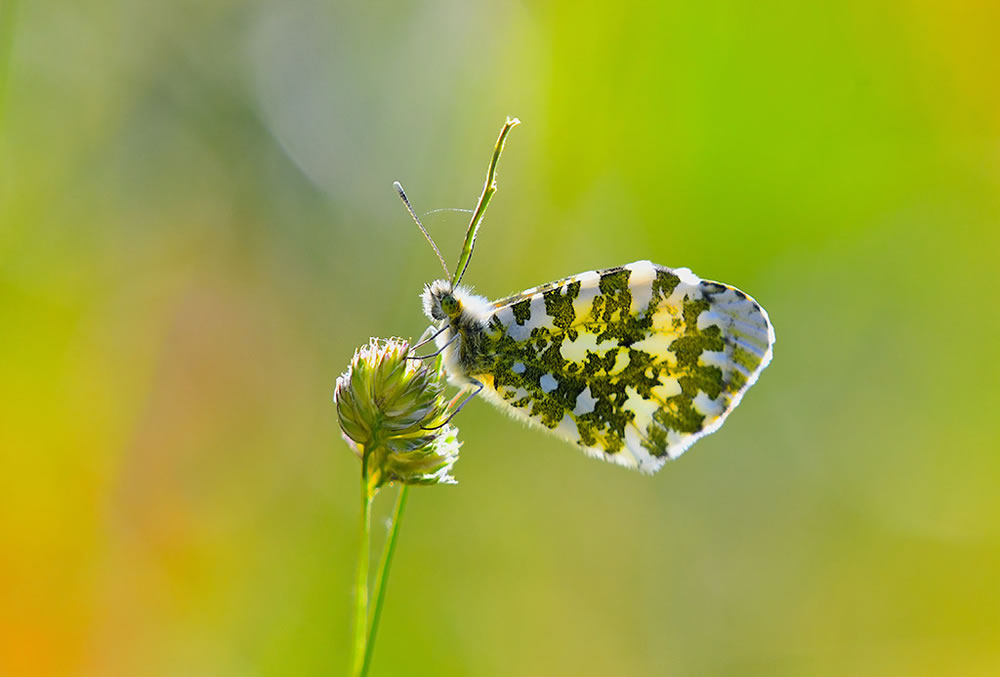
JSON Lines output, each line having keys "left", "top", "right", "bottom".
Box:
{"left": 334, "top": 337, "right": 460, "bottom": 490}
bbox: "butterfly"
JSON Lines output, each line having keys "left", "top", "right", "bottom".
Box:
{"left": 396, "top": 119, "right": 774, "bottom": 474}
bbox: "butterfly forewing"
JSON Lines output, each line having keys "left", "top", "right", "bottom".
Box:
{"left": 467, "top": 260, "right": 774, "bottom": 473}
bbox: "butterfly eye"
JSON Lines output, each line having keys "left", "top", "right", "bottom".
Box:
{"left": 440, "top": 294, "right": 460, "bottom": 317}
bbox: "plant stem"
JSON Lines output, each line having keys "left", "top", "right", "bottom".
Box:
{"left": 450, "top": 116, "right": 520, "bottom": 287}
{"left": 360, "top": 484, "right": 409, "bottom": 677}
{"left": 351, "top": 457, "right": 373, "bottom": 677}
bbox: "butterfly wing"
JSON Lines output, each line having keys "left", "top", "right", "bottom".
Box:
{"left": 468, "top": 260, "right": 774, "bottom": 473}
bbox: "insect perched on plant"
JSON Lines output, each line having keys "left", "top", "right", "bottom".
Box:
{"left": 394, "top": 118, "right": 774, "bottom": 474}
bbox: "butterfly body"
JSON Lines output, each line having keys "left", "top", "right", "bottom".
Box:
{"left": 421, "top": 260, "right": 775, "bottom": 474}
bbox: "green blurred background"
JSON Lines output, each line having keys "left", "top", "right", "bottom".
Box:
{"left": 3, "top": 1, "right": 999, "bottom": 675}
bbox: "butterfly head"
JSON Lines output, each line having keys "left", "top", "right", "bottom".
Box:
{"left": 422, "top": 279, "right": 462, "bottom": 322}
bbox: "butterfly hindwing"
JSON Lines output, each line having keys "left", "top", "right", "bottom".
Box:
{"left": 466, "top": 260, "right": 774, "bottom": 473}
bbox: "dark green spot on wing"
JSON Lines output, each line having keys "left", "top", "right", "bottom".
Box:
{"left": 543, "top": 281, "right": 580, "bottom": 332}
{"left": 511, "top": 299, "right": 531, "bottom": 325}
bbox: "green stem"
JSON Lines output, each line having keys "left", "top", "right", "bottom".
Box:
{"left": 360, "top": 484, "right": 410, "bottom": 677}
{"left": 351, "top": 457, "right": 373, "bottom": 677}
{"left": 450, "top": 116, "right": 520, "bottom": 287}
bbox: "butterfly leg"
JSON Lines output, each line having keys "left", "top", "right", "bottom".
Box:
{"left": 407, "top": 330, "right": 458, "bottom": 361}
{"left": 423, "top": 379, "right": 483, "bottom": 430}
{"left": 411, "top": 324, "right": 447, "bottom": 351}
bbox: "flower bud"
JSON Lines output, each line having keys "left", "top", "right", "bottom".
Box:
{"left": 334, "top": 338, "right": 460, "bottom": 488}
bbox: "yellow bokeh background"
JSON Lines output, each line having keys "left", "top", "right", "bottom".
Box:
{"left": 2, "top": 1, "right": 999, "bottom": 675}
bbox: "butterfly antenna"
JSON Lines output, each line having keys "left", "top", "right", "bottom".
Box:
{"left": 394, "top": 181, "right": 450, "bottom": 279}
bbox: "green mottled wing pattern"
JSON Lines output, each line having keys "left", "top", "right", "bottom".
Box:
{"left": 467, "top": 260, "right": 774, "bottom": 473}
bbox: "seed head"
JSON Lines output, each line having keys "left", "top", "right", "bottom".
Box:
{"left": 334, "top": 338, "right": 460, "bottom": 489}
